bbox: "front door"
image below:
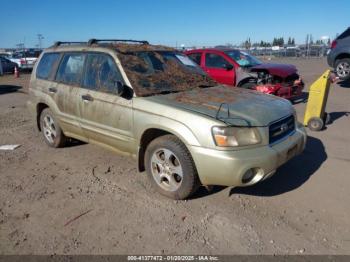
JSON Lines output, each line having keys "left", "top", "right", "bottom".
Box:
{"left": 78, "top": 52, "right": 135, "bottom": 154}
{"left": 203, "top": 52, "right": 235, "bottom": 85}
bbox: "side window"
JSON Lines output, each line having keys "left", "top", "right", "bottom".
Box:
{"left": 205, "top": 53, "right": 230, "bottom": 69}
{"left": 36, "top": 53, "right": 60, "bottom": 80}
{"left": 83, "top": 53, "right": 124, "bottom": 94}
{"left": 188, "top": 53, "right": 202, "bottom": 65}
{"left": 56, "top": 53, "right": 86, "bottom": 85}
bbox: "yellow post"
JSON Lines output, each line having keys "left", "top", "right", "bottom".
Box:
{"left": 303, "top": 70, "right": 332, "bottom": 131}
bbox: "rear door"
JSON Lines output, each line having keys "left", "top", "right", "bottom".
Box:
{"left": 53, "top": 52, "right": 86, "bottom": 139}
{"left": 203, "top": 51, "right": 235, "bottom": 85}
{"left": 78, "top": 52, "right": 135, "bottom": 153}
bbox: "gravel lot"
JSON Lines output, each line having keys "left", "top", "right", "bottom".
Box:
{"left": 0, "top": 58, "right": 349, "bottom": 255}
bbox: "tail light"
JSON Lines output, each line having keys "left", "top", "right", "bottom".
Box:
{"left": 20, "top": 58, "right": 26, "bottom": 65}
{"left": 331, "top": 40, "right": 337, "bottom": 49}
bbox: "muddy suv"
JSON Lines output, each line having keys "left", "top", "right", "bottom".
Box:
{"left": 28, "top": 39, "right": 307, "bottom": 199}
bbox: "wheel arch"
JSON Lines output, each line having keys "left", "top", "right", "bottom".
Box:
{"left": 36, "top": 102, "right": 49, "bottom": 131}
{"left": 137, "top": 126, "right": 198, "bottom": 172}
{"left": 237, "top": 76, "right": 257, "bottom": 87}
{"left": 335, "top": 53, "right": 350, "bottom": 63}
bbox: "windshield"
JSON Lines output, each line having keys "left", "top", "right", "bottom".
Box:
{"left": 224, "top": 50, "right": 262, "bottom": 67}
{"left": 117, "top": 50, "right": 217, "bottom": 96}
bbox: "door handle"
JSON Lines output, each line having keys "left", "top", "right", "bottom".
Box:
{"left": 81, "top": 94, "right": 93, "bottom": 102}
{"left": 48, "top": 87, "right": 57, "bottom": 94}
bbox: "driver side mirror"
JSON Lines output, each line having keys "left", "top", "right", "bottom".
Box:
{"left": 114, "top": 80, "right": 134, "bottom": 100}
{"left": 224, "top": 64, "right": 234, "bottom": 71}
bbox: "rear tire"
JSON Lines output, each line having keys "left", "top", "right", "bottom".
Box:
{"left": 145, "top": 135, "right": 200, "bottom": 200}
{"left": 308, "top": 117, "right": 324, "bottom": 131}
{"left": 335, "top": 58, "right": 350, "bottom": 81}
{"left": 39, "top": 108, "right": 67, "bottom": 148}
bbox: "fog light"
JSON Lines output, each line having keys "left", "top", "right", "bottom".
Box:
{"left": 241, "top": 168, "right": 264, "bottom": 184}
{"left": 242, "top": 169, "right": 256, "bottom": 184}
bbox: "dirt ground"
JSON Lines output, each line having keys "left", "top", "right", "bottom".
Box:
{"left": 0, "top": 58, "right": 349, "bottom": 255}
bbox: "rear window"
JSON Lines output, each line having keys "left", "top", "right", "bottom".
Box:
{"left": 337, "top": 28, "right": 350, "bottom": 40}
{"left": 36, "top": 53, "right": 60, "bottom": 80}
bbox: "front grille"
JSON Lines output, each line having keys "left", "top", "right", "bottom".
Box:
{"left": 269, "top": 115, "right": 295, "bottom": 144}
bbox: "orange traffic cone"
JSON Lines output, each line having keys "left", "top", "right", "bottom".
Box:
{"left": 14, "top": 67, "right": 20, "bottom": 78}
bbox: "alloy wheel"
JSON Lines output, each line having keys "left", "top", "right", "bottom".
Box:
{"left": 42, "top": 115, "right": 57, "bottom": 144}
{"left": 150, "top": 148, "right": 183, "bottom": 192}
{"left": 336, "top": 62, "right": 350, "bottom": 78}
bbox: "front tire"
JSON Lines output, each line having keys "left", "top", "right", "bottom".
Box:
{"left": 145, "top": 135, "right": 200, "bottom": 200}
{"left": 335, "top": 58, "right": 350, "bottom": 81}
{"left": 39, "top": 108, "right": 67, "bottom": 148}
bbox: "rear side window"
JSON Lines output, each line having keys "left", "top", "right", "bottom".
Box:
{"left": 337, "top": 28, "right": 350, "bottom": 40}
{"left": 36, "top": 53, "right": 60, "bottom": 80}
{"left": 56, "top": 53, "right": 86, "bottom": 85}
{"left": 188, "top": 53, "right": 202, "bottom": 65}
{"left": 83, "top": 53, "right": 124, "bottom": 93}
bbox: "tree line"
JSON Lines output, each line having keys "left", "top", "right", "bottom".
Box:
{"left": 242, "top": 36, "right": 330, "bottom": 49}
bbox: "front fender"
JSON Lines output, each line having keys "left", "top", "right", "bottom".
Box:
{"left": 135, "top": 112, "right": 201, "bottom": 147}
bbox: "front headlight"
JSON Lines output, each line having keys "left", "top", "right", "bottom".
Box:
{"left": 212, "top": 126, "right": 261, "bottom": 147}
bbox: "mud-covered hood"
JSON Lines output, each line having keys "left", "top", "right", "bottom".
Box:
{"left": 251, "top": 63, "right": 297, "bottom": 78}
{"left": 145, "top": 86, "right": 294, "bottom": 126}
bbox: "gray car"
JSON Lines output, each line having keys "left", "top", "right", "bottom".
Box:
{"left": 327, "top": 27, "right": 350, "bottom": 81}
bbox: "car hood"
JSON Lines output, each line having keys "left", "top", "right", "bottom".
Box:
{"left": 145, "top": 86, "right": 294, "bottom": 127}
{"left": 250, "top": 63, "right": 297, "bottom": 78}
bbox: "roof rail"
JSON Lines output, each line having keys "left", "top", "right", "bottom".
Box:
{"left": 87, "top": 39, "right": 149, "bottom": 46}
{"left": 53, "top": 41, "right": 87, "bottom": 47}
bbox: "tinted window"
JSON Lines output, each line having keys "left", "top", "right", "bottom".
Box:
{"left": 337, "top": 28, "right": 350, "bottom": 40}
{"left": 36, "top": 53, "right": 60, "bottom": 80}
{"left": 188, "top": 53, "right": 202, "bottom": 65}
{"left": 205, "top": 53, "right": 230, "bottom": 69}
{"left": 56, "top": 53, "right": 86, "bottom": 85}
{"left": 83, "top": 53, "right": 124, "bottom": 93}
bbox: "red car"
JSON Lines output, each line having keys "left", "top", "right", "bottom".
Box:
{"left": 185, "top": 48, "right": 304, "bottom": 99}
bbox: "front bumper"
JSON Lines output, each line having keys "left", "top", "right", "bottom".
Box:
{"left": 189, "top": 124, "right": 307, "bottom": 187}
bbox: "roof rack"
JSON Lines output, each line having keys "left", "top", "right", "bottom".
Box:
{"left": 87, "top": 39, "right": 149, "bottom": 46}
{"left": 53, "top": 41, "right": 87, "bottom": 47}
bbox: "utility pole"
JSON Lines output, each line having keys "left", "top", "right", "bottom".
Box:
{"left": 37, "top": 34, "right": 44, "bottom": 49}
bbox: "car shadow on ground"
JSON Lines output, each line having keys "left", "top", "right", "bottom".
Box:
{"left": 64, "top": 138, "right": 86, "bottom": 148}
{"left": 328, "top": 111, "right": 350, "bottom": 125}
{"left": 229, "top": 136, "right": 326, "bottom": 197}
{"left": 0, "top": 85, "right": 22, "bottom": 95}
